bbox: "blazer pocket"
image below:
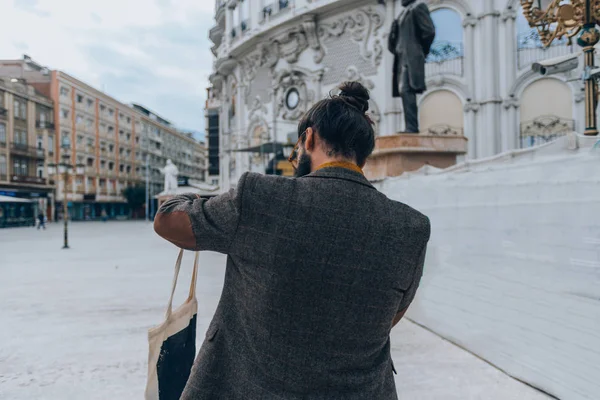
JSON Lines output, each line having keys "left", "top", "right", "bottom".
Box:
{"left": 205, "top": 321, "right": 219, "bottom": 342}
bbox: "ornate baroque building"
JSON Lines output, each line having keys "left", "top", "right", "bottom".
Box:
{"left": 207, "top": 0, "right": 585, "bottom": 190}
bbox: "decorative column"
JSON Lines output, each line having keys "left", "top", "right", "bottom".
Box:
{"left": 462, "top": 15, "right": 477, "bottom": 98}
{"left": 476, "top": 6, "right": 502, "bottom": 157}
{"left": 502, "top": 97, "right": 520, "bottom": 152}
{"left": 225, "top": 0, "right": 236, "bottom": 48}
{"left": 464, "top": 101, "right": 479, "bottom": 159}
{"left": 502, "top": 8, "right": 518, "bottom": 95}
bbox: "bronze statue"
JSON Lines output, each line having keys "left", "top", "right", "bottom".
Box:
{"left": 388, "top": 0, "right": 436, "bottom": 133}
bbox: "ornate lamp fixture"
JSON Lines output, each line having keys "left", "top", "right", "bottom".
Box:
{"left": 521, "top": 0, "right": 600, "bottom": 135}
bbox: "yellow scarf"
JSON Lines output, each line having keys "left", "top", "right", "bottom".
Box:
{"left": 315, "top": 161, "right": 364, "bottom": 175}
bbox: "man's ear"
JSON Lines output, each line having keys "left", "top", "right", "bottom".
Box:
{"left": 305, "top": 127, "right": 315, "bottom": 152}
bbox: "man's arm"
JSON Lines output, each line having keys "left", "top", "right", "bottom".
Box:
{"left": 392, "top": 238, "right": 429, "bottom": 328}
{"left": 153, "top": 172, "right": 250, "bottom": 253}
{"left": 414, "top": 3, "right": 436, "bottom": 56}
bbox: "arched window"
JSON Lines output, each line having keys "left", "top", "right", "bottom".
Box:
{"left": 516, "top": 6, "right": 572, "bottom": 70}
{"left": 426, "top": 8, "right": 464, "bottom": 77}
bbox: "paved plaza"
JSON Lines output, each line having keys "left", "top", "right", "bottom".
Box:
{"left": 0, "top": 222, "right": 549, "bottom": 399}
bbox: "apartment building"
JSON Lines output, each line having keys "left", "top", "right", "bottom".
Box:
{"left": 0, "top": 55, "right": 208, "bottom": 221}
{"left": 132, "top": 104, "right": 208, "bottom": 209}
{"left": 0, "top": 76, "right": 55, "bottom": 224}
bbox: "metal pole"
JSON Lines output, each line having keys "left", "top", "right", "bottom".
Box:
{"left": 145, "top": 153, "right": 149, "bottom": 222}
{"left": 62, "top": 166, "right": 69, "bottom": 249}
{"left": 580, "top": 0, "right": 599, "bottom": 135}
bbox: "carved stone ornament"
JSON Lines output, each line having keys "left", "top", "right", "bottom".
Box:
{"left": 317, "top": 6, "right": 385, "bottom": 67}
{"left": 273, "top": 68, "right": 310, "bottom": 121}
{"left": 302, "top": 14, "right": 325, "bottom": 63}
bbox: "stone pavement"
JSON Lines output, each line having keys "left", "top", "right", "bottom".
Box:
{"left": 0, "top": 222, "right": 548, "bottom": 399}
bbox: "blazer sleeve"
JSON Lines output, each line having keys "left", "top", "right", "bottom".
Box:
{"left": 153, "top": 172, "right": 250, "bottom": 253}
{"left": 397, "top": 218, "right": 431, "bottom": 312}
{"left": 413, "top": 3, "right": 436, "bottom": 56}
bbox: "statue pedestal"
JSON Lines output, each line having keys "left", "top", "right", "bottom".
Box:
{"left": 363, "top": 133, "right": 468, "bottom": 181}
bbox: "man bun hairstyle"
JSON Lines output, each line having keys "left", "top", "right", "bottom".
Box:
{"left": 297, "top": 81, "right": 376, "bottom": 167}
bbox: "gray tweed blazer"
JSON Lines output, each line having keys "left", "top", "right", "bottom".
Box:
{"left": 160, "top": 166, "right": 430, "bottom": 400}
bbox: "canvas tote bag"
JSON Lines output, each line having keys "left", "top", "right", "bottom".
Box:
{"left": 145, "top": 250, "right": 199, "bottom": 400}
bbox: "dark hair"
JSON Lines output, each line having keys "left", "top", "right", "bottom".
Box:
{"left": 297, "top": 81, "right": 375, "bottom": 166}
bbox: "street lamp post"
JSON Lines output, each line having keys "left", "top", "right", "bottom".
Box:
{"left": 48, "top": 136, "right": 84, "bottom": 249}
{"left": 521, "top": 0, "right": 600, "bottom": 136}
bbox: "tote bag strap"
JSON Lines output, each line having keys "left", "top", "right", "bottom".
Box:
{"left": 187, "top": 252, "right": 199, "bottom": 302}
{"left": 165, "top": 250, "right": 199, "bottom": 320}
{"left": 165, "top": 249, "right": 185, "bottom": 320}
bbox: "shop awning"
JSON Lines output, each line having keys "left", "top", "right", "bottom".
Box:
{"left": 0, "top": 195, "right": 33, "bottom": 203}
{"left": 232, "top": 142, "right": 294, "bottom": 154}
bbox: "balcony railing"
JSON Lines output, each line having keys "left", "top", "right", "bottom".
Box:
{"left": 36, "top": 121, "right": 55, "bottom": 130}
{"left": 11, "top": 143, "right": 45, "bottom": 159}
{"left": 11, "top": 175, "right": 47, "bottom": 185}
{"left": 517, "top": 30, "right": 573, "bottom": 70}
{"left": 426, "top": 41, "right": 464, "bottom": 77}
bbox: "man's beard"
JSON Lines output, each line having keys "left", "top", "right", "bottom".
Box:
{"left": 294, "top": 152, "right": 312, "bottom": 178}
{"left": 402, "top": 0, "right": 415, "bottom": 6}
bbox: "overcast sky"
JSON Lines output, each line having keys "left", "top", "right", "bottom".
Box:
{"left": 0, "top": 0, "right": 215, "bottom": 140}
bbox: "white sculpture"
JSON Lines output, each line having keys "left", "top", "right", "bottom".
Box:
{"left": 160, "top": 159, "right": 179, "bottom": 194}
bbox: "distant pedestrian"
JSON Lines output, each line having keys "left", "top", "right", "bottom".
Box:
{"left": 101, "top": 209, "right": 108, "bottom": 222}
{"left": 37, "top": 212, "right": 46, "bottom": 230}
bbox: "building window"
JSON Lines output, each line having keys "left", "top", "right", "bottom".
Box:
{"left": 87, "top": 158, "right": 94, "bottom": 167}
{"left": 119, "top": 164, "right": 124, "bottom": 172}
{"left": 77, "top": 94, "right": 83, "bottom": 103}
{"left": 126, "top": 165, "right": 131, "bottom": 173}
{"left": 15, "top": 130, "right": 27, "bottom": 145}
{"left": 0, "top": 123, "right": 5, "bottom": 144}
{"left": 108, "top": 108, "right": 114, "bottom": 117}
{"left": 109, "top": 144, "right": 114, "bottom": 152}
{"left": 108, "top": 126, "right": 114, "bottom": 133}
{"left": 87, "top": 99, "right": 94, "bottom": 109}
{"left": 13, "top": 158, "right": 28, "bottom": 176}
{"left": 77, "top": 135, "right": 84, "bottom": 144}
{"left": 108, "top": 162, "right": 114, "bottom": 171}
{"left": 100, "top": 160, "right": 106, "bottom": 169}
{"left": 76, "top": 115, "right": 83, "bottom": 124}
{"left": 61, "top": 109, "right": 69, "bottom": 119}
{"left": 87, "top": 138, "right": 94, "bottom": 147}
{"left": 86, "top": 118, "right": 93, "bottom": 127}
{"left": 13, "top": 100, "right": 20, "bottom": 119}
{"left": 60, "top": 87, "right": 70, "bottom": 97}
{"left": 100, "top": 104, "right": 106, "bottom": 112}
{"left": 126, "top": 116, "right": 131, "bottom": 124}
{"left": 0, "top": 155, "right": 6, "bottom": 176}
{"left": 48, "top": 135, "right": 54, "bottom": 152}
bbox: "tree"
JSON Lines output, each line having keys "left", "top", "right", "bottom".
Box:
{"left": 122, "top": 185, "right": 146, "bottom": 219}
